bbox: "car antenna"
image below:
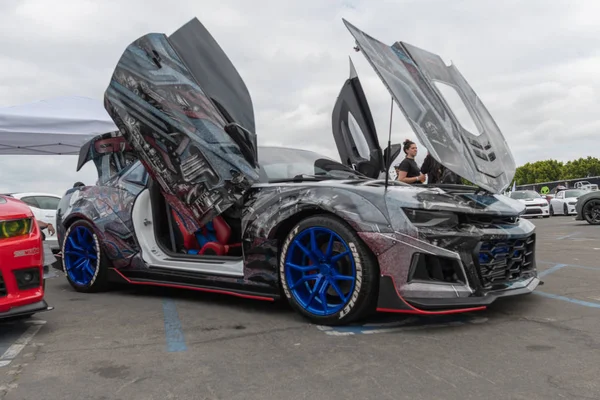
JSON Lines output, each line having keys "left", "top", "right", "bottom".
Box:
{"left": 384, "top": 96, "right": 394, "bottom": 190}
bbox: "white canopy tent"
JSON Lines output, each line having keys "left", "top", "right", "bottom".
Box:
{"left": 0, "top": 96, "right": 118, "bottom": 155}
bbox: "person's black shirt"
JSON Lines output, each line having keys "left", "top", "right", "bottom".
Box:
{"left": 396, "top": 158, "right": 421, "bottom": 183}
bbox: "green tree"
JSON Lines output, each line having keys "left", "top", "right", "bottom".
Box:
{"left": 561, "top": 157, "right": 600, "bottom": 180}
{"left": 514, "top": 159, "right": 564, "bottom": 185}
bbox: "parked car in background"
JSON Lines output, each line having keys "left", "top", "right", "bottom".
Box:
{"left": 509, "top": 190, "right": 549, "bottom": 218}
{"left": 574, "top": 181, "right": 599, "bottom": 191}
{"left": 549, "top": 189, "right": 587, "bottom": 216}
{"left": 6, "top": 193, "right": 61, "bottom": 252}
{"left": 0, "top": 195, "right": 52, "bottom": 320}
{"left": 575, "top": 190, "right": 600, "bottom": 225}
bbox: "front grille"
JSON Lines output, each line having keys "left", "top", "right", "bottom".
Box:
{"left": 477, "top": 235, "right": 535, "bottom": 288}
{"left": 524, "top": 208, "right": 542, "bottom": 215}
{"left": 464, "top": 214, "right": 519, "bottom": 225}
{"left": 0, "top": 273, "right": 6, "bottom": 297}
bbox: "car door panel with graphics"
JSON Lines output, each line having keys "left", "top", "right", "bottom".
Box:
{"left": 103, "top": 19, "right": 260, "bottom": 233}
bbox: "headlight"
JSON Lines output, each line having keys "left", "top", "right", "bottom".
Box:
{"left": 403, "top": 209, "right": 459, "bottom": 229}
{"left": 0, "top": 218, "right": 33, "bottom": 239}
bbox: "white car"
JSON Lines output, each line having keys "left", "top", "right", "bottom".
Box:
{"left": 8, "top": 192, "right": 61, "bottom": 251}
{"left": 549, "top": 189, "right": 587, "bottom": 216}
{"left": 509, "top": 190, "right": 550, "bottom": 218}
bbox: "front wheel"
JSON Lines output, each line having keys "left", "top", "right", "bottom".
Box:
{"left": 279, "top": 215, "right": 378, "bottom": 326}
{"left": 583, "top": 200, "right": 600, "bottom": 225}
{"left": 62, "top": 220, "right": 109, "bottom": 293}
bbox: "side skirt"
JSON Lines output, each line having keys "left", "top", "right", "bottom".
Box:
{"left": 108, "top": 268, "right": 278, "bottom": 302}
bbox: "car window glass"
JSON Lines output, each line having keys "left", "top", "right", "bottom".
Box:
{"left": 565, "top": 190, "right": 585, "bottom": 198}
{"left": 257, "top": 147, "right": 362, "bottom": 181}
{"left": 509, "top": 191, "right": 538, "bottom": 199}
{"left": 20, "top": 196, "right": 40, "bottom": 208}
{"left": 347, "top": 112, "right": 370, "bottom": 159}
{"left": 35, "top": 196, "right": 61, "bottom": 210}
{"left": 122, "top": 161, "right": 147, "bottom": 185}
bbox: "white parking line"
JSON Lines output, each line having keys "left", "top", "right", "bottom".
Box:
{"left": 0, "top": 320, "right": 45, "bottom": 368}
{"left": 316, "top": 316, "right": 488, "bottom": 335}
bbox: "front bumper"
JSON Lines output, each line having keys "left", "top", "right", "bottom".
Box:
{"left": 359, "top": 217, "right": 538, "bottom": 315}
{"left": 377, "top": 275, "right": 540, "bottom": 313}
{"left": 0, "top": 299, "right": 52, "bottom": 320}
{"left": 523, "top": 205, "right": 549, "bottom": 217}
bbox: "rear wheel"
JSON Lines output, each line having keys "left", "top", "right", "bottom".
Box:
{"left": 62, "top": 220, "right": 109, "bottom": 293}
{"left": 279, "top": 215, "right": 378, "bottom": 326}
{"left": 583, "top": 200, "right": 600, "bottom": 225}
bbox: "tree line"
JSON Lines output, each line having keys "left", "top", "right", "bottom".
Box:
{"left": 513, "top": 156, "right": 600, "bottom": 186}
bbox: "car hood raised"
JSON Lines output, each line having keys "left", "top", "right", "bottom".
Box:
{"left": 343, "top": 20, "right": 516, "bottom": 194}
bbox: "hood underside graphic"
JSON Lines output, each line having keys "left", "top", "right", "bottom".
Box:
{"left": 343, "top": 19, "right": 516, "bottom": 193}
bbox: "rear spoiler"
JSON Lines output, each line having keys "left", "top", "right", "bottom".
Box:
{"left": 76, "top": 132, "right": 132, "bottom": 172}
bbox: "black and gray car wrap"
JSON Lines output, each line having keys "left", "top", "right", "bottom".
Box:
{"left": 56, "top": 17, "right": 539, "bottom": 315}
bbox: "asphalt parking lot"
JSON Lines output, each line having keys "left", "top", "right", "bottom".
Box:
{"left": 1, "top": 215, "right": 600, "bottom": 400}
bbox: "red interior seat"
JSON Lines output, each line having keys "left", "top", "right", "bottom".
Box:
{"left": 170, "top": 208, "right": 239, "bottom": 256}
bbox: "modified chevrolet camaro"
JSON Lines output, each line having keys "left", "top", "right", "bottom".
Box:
{"left": 55, "top": 18, "right": 539, "bottom": 325}
{"left": 0, "top": 195, "right": 52, "bottom": 320}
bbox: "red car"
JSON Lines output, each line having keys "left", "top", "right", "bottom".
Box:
{"left": 0, "top": 194, "right": 51, "bottom": 320}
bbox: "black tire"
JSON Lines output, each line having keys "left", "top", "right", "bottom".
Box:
{"left": 583, "top": 200, "right": 600, "bottom": 225}
{"left": 563, "top": 203, "right": 569, "bottom": 216}
{"left": 61, "top": 220, "right": 110, "bottom": 293}
{"left": 549, "top": 205, "right": 554, "bottom": 216}
{"left": 279, "top": 215, "right": 378, "bottom": 326}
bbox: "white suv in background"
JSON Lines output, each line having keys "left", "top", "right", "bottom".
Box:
{"left": 8, "top": 192, "right": 61, "bottom": 251}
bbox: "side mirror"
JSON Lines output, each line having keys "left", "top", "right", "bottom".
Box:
{"left": 224, "top": 123, "right": 258, "bottom": 169}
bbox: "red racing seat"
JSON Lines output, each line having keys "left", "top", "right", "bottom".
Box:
{"left": 170, "top": 208, "right": 240, "bottom": 256}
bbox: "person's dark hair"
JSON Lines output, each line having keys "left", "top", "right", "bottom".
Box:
{"left": 73, "top": 181, "right": 85, "bottom": 188}
{"left": 402, "top": 139, "right": 415, "bottom": 155}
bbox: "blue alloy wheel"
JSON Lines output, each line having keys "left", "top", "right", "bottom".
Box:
{"left": 284, "top": 226, "right": 357, "bottom": 316}
{"left": 64, "top": 225, "right": 99, "bottom": 286}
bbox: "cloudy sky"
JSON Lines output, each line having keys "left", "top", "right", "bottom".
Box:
{"left": 1, "top": 0, "right": 599, "bottom": 195}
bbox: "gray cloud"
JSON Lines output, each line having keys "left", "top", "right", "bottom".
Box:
{"left": 1, "top": 0, "right": 599, "bottom": 195}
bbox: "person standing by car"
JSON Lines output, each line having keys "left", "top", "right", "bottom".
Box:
{"left": 420, "top": 151, "right": 442, "bottom": 184}
{"left": 36, "top": 220, "right": 57, "bottom": 271}
{"left": 420, "top": 151, "right": 462, "bottom": 184}
{"left": 395, "top": 139, "right": 425, "bottom": 184}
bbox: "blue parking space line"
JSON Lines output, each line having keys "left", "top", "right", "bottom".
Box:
{"left": 162, "top": 298, "right": 187, "bottom": 352}
{"left": 534, "top": 291, "right": 600, "bottom": 309}
{"left": 538, "top": 261, "right": 600, "bottom": 271}
{"left": 539, "top": 264, "right": 567, "bottom": 278}
{"left": 556, "top": 232, "right": 580, "bottom": 240}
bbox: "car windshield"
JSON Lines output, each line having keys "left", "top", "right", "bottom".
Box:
{"left": 257, "top": 146, "right": 364, "bottom": 182}
{"left": 510, "top": 191, "right": 540, "bottom": 199}
{"left": 565, "top": 190, "right": 586, "bottom": 198}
